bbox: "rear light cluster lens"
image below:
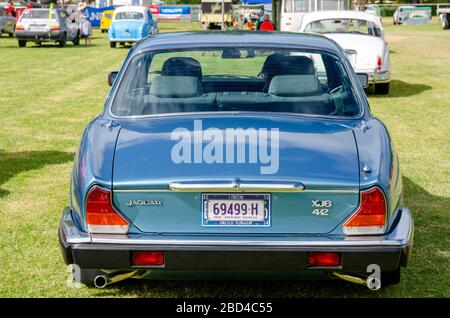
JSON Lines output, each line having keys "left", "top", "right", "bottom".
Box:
{"left": 343, "top": 187, "right": 386, "bottom": 235}
{"left": 15, "top": 26, "right": 25, "bottom": 30}
{"left": 376, "top": 55, "right": 382, "bottom": 71}
{"left": 132, "top": 252, "right": 165, "bottom": 267}
{"left": 86, "top": 187, "right": 128, "bottom": 234}
{"left": 308, "top": 252, "right": 341, "bottom": 267}
{"left": 51, "top": 25, "right": 60, "bottom": 31}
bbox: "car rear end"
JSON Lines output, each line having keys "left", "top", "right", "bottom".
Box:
{"left": 15, "top": 9, "right": 63, "bottom": 44}
{"left": 59, "top": 37, "right": 413, "bottom": 288}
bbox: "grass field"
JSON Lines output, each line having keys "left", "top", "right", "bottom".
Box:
{"left": 0, "top": 21, "right": 449, "bottom": 297}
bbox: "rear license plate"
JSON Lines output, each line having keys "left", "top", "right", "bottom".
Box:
{"left": 202, "top": 193, "right": 271, "bottom": 227}
{"left": 30, "top": 25, "right": 46, "bottom": 32}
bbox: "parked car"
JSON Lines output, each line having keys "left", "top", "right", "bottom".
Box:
{"left": 15, "top": 8, "right": 79, "bottom": 47}
{"left": 100, "top": 9, "right": 114, "bottom": 33}
{"left": 108, "top": 6, "right": 158, "bottom": 48}
{"left": 0, "top": 5, "right": 15, "bottom": 37}
{"left": 59, "top": 32, "right": 413, "bottom": 289}
{"left": 299, "top": 11, "right": 391, "bottom": 94}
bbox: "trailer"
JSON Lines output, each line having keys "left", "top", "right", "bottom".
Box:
{"left": 201, "top": 0, "right": 232, "bottom": 30}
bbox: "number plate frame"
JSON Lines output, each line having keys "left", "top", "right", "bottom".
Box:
{"left": 202, "top": 193, "right": 271, "bottom": 227}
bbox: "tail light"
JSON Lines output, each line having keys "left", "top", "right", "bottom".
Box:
{"left": 132, "top": 252, "right": 165, "bottom": 267}
{"left": 343, "top": 187, "right": 386, "bottom": 235}
{"left": 51, "top": 25, "right": 60, "bottom": 31}
{"left": 86, "top": 186, "right": 128, "bottom": 234}
{"left": 376, "top": 55, "right": 382, "bottom": 71}
{"left": 308, "top": 252, "right": 341, "bottom": 267}
{"left": 15, "top": 25, "right": 25, "bottom": 31}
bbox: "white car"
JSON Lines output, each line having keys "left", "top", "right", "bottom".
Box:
{"left": 299, "top": 11, "right": 391, "bottom": 94}
{"left": 393, "top": 6, "right": 415, "bottom": 25}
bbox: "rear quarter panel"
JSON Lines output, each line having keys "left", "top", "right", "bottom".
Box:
{"left": 352, "top": 118, "right": 403, "bottom": 232}
{"left": 70, "top": 117, "right": 120, "bottom": 231}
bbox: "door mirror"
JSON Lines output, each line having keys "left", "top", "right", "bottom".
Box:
{"left": 108, "top": 71, "right": 118, "bottom": 86}
{"left": 357, "top": 73, "right": 369, "bottom": 88}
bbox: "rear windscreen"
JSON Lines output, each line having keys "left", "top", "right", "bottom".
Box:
{"left": 111, "top": 48, "right": 361, "bottom": 118}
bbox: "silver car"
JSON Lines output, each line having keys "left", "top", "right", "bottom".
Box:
{"left": 0, "top": 5, "right": 15, "bottom": 37}
{"left": 15, "top": 8, "right": 80, "bottom": 47}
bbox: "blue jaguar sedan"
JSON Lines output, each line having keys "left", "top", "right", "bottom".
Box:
{"left": 59, "top": 32, "right": 414, "bottom": 289}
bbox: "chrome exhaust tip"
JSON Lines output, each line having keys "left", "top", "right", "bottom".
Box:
{"left": 93, "top": 275, "right": 108, "bottom": 289}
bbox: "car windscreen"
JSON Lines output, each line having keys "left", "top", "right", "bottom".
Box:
{"left": 305, "top": 19, "right": 382, "bottom": 37}
{"left": 111, "top": 48, "right": 361, "bottom": 118}
{"left": 115, "top": 12, "right": 144, "bottom": 20}
{"left": 20, "top": 10, "right": 52, "bottom": 20}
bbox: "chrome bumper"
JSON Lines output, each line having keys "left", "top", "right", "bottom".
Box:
{"left": 358, "top": 70, "right": 391, "bottom": 84}
{"left": 59, "top": 207, "right": 413, "bottom": 272}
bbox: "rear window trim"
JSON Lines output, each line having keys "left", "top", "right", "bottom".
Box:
{"left": 107, "top": 46, "right": 366, "bottom": 121}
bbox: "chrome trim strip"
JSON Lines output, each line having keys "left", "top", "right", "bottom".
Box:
{"left": 112, "top": 188, "right": 358, "bottom": 193}
{"left": 169, "top": 181, "right": 304, "bottom": 192}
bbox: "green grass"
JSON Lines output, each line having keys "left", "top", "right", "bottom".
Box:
{"left": 0, "top": 21, "right": 449, "bottom": 297}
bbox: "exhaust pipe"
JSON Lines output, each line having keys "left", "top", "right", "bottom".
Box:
{"left": 94, "top": 275, "right": 108, "bottom": 289}
{"left": 329, "top": 272, "right": 367, "bottom": 286}
{"left": 93, "top": 270, "right": 141, "bottom": 289}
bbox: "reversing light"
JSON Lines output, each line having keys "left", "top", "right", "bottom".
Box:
{"left": 343, "top": 187, "right": 386, "bottom": 235}
{"left": 132, "top": 251, "right": 165, "bottom": 266}
{"left": 308, "top": 252, "right": 341, "bottom": 267}
{"left": 86, "top": 186, "right": 128, "bottom": 234}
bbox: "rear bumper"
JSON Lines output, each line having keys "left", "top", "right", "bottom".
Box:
{"left": 357, "top": 70, "right": 391, "bottom": 84}
{"left": 59, "top": 207, "right": 413, "bottom": 274}
{"left": 109, "top": 37, "right": 141, "bottom": 43}
{"left": 15, "top": 30, "right": 62, "bottom": 42}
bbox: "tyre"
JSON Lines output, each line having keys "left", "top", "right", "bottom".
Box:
{"left": 72, "top": 35, "right": 80, "bottom": 46}
{"left": 18, "top": 40, "right": 26, "bottom": 47}
{"left": 8, "top": 32, "right": 13, "bottom": 37}
{"left": 381, "top": 268, "right": 401, "bottom": 286}
{"left": 101, "top": 29, "right": 105, "bottom": 33}
{"left": 58, "top": 34, "right": 67, "bottom": 48}
{"left": 110, "top": 41, "right": 116, "bottom": 48}
{"left": 375, "top": 82, "right": 390, "bottom": 95}
{"left": 119, "top": 41, "right": 125, "bottom": 46}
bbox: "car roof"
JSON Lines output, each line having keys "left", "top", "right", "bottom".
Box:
{"left": 133, "top": 31, "right": 344, "bottom": 56}
{"left": 114, "top": 5, "right": 149, "bottom": 14}
{"left": 300, "top": 10, "right": 383, "bottom": 28}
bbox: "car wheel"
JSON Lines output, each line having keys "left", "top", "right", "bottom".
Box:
{"left": 59, "top": 34, "right": 67, "bottom": 48}
{"left": 110, "top": 41, "right": 116, "bottom": 48}
{"left": 101, "top": 29, "right": 105, "bottom": 33}
{"left": 381, "top": 268, "right": 401, "bottom": 286}
{"left": 8, "top": 32, "right": 13, "bottom": 37}
{"left": 375, "top": 83, "right": 390, "bottom": 95}
{"left": 18, "top": 40, "right": 26, "bottom": 47}
{"left": 119, "top": 42, "right": 125, "bottom": 46}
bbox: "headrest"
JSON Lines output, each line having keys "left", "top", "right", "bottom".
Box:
{"left": 150, "top": 76, "right": 203, "bottom": 98}
{"left": 261, "top": 53, "right": 287, "bottom": 78}
{"left": 282, "top": 56, "right": 316, "bottom": 75}
{"left": 268, "top": 75, "right": 323, "bottom": 97}
{"left": 161, "top": 57, "right": 202, "bottom": 79}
